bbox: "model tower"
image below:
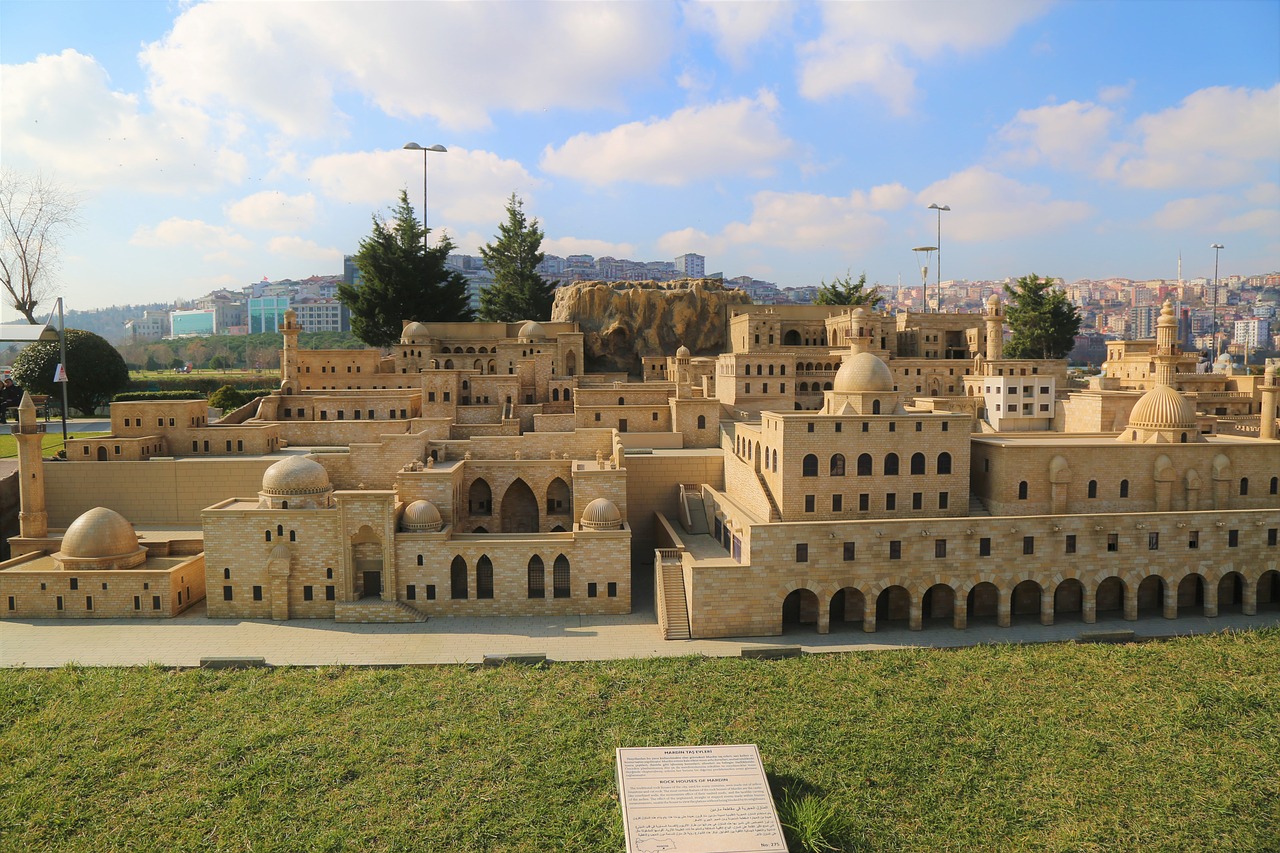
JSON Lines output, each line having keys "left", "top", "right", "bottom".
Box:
{"left": 14, "top": 392, "right": 47, "bottom": 537}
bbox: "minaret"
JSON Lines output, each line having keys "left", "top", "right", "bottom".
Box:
{"left": 849, "top": 307, "right": 873, "bottom": 355}
{"left": 14, "top": 392, "right": 47, "bottom": 538}
{"left": 1153, "top": 299, "right": 1179, "bottom": 387}
{"left": 1260, "top": 364, "right": 1278, "bottom": 441}
{"left": 984, "top": 293, "right": 1004, "bottom": 361}
{"left": 280, "top": 308, "right": 300, "bottom": 393}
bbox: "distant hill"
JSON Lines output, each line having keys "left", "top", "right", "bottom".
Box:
{"left": 63, "top": 304, "right": 171, "bottom": 344}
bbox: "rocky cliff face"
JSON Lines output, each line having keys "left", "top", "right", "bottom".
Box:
{"left": 550, "top": 279, "right": 751, "bottom": 374}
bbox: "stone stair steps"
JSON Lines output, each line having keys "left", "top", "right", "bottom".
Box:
{"left": 660, "top": 561, "right": 691, "bottom": 640}
{"left": 334, "top": 598, "right": 427, "bottom": 624}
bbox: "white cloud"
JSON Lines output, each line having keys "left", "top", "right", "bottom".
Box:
{"left": 541, "top": 92, "right": 793, "bottom": 186}
{"left": 683, "top": 1, "right": 793, "bottom": 66}
{"left": 1151, "top": 190, "right": 1280, "bottom": 234}
{"left": 915, "top": 167, "right": 1092, "bottom": 241}
{"left": 1098, "top": 81, "right": 1135, "bottom": 104}
{"left": 130, "top": 217, "right": 251, "bottom": 252}
{"left": 998, "top": 100, "right": 1117, "bottom": 170}
{"left": 140, "top": 3, "right": 673, "bottom": 134}
{"left": 543, "top": 237, "right": 639, "bottom": 258}
{"left": 227, "top": 191, "right": 317, "bottom": 232}
{"left": 0, "top": 49, "right": 245, "bottom": 191}
{"left": 798, "top": 1, "right": 1050, "bottom": 113}
{"left": 308, "top": 147, "right": 543, "bottom": 227}
{"left": 267, "top": 236, "right": 342, "bottom": 265}
{"left": 656, "top": 183, "right": 910, "bottom": 255}
{"left": 1102, "top": 84, "right": 1280, "bottom": 190}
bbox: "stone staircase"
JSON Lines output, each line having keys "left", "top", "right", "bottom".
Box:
{"left": 680, "top": 484, "right": 709, "bottom": 535}
{"left": 655, "top": 550, "right": 691, "bottom": 640}
{"left": 756, "top": 470, "right": 782, "bottom": 522}
{"left": 968, "top": 495, "right": 992, "bottom": 516}
{"left": 334, "top": 598, "right": 428, "bottom": 624}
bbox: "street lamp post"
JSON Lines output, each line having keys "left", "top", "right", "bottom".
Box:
{"left": 403, "top": 142, "right": 447, "bottom": 240}
{"left": 928, "top": 203, "right": 950, "bottom": 313}
{"left": 1210, "top": 243, "right": 1224, "bottom": 366}
{"left": 912, "top": 246, "right": 937, "bottom": 314}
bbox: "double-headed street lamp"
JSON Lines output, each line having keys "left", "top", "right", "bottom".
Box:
{"left": 928, "top": 203, "right": 950, "bottom": 313}
{"left": 1210, "top": 242, "right": 1224, "bottom": 365}
{"left": 403, "top": 142, "right": 447, "bottom": 240}
{"left": 912, "top": 246, "right": 937, "bottom": 313}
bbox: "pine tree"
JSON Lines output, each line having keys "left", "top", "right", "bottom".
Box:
{"left": 478, "top": 193, "right": 554, "bottom": 322}
{"left": 813, "top": 270, "right": 884, "bottom": 307}
{"left": 337, "top": 191, "right": 473, "bottom": 347}
{"left": 1002, "top": 273, "right": 1081, "bottom": 359}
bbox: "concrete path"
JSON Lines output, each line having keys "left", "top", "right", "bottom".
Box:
{"left": 3, "top": 603, "right": 1277, "bottom": 668}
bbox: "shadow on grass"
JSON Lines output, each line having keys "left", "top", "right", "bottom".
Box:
{"left": 769, "top": 773, "right": 868, "bottom": 853}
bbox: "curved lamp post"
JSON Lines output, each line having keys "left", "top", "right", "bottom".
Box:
{"left": 928, "top": 203, "right": 950, "bottom": 313}
{"left": 1210, "top": 243, "right": 1224, "bottom": 365}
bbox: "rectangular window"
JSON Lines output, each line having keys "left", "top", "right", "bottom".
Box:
{"left": 859, "top": 493, "right": 869, "bottom": 511}
{"left": 133, "top": 596, "right": 140, "bottom": 610}
{"left": 1023, "top": 536, "right": 1035, "bottom": 555}
{"left": 861, "top": 423, "right": 869, "bottom": 433}
{"left": 834, "top": 422, "right": 841, "bottom": 432}
{"left": 252, "top": 586, "right": 263, "bottom": 601}
{"left": 303, "top": 586, "right": 314, "bottom": 601}
{"left": 70, "top": 578, "right": 78, "bottom": 591}
{"left": 1268, "top": 529, "right": 1277, "bottom": 547}
{"left": 1145, "top": 532, "right": 1158, "bottom": 550}
{"left": 1228, "top": 529, "right": 1239, "bottom": 547}
{"left": 426, "top": 585, "right": 436, "bottom": 600}
{"left": 979, "top": 537, "right": 991, "bottom": 557}
{"left": 443, "top": 392, "right": 450, "bottom": 402}
{"left": 885, "top": 493, "right": 896, "bottom": 510}
{"left": 587, "top": 582, "right": 598, "bottom": 598}
{"left": 85, "top": 596, "right": 93, "bottom": 611}
{"left": 1188, "top": 530, "right": 1199, "bottom": 549}
{"left": 912, "top": 492, "right": 923, "bottom": 510}
{"left": 223, "top": 586, "right": 233, "bottom": 601}
{"left": 888, "top": 422, "right": 896, "bottom": 432}
{"left": 832, "top": 494, "right": 843, "bottom": 512}
{"left": 938, "top": 492, "right": 949, "bottom": 510}
{"left": 607, "top": 582, "right": 618, "bottom": 597}
{"left": 915, "top": 421, "right": 922, "bottom": 432}
{"left": 934, "top": 539, "right": 946, "bottom": 558}
{"left": 406, "top": 584, "right": 416, "bottom": 600}
{"left": 56, "top": 595, "right": 63, "bottom": 611}
{"left": 807, "top": 422, "right": 814, "bottom": 433}
{"left": 843, "top": 542, "right": 856, "bottom": 561}
{"left": 889, "top": 540, "right": 901, "bottom": 560}
{"left": 7, "top": 596, "right": 13, "bottom": 611}
{"left": 795, "top": 544, "right": 808, "bottom": 563}
{"left": 152, "top": 595, "right": 161, "bottom": 610}
{"left": 1107, "top": 533, "right": 1119, "bottom": 552}
{"left": 942, "top": 421, "right": 948, "bottom": 432}
{"left": 804, "top": 495, "right": 815, "bottom": 513}
{"left": 1065, "top": 534, "right": 1076, "bottom": 554}
{"left": 326, "top": 586, "right": 335, "bottom": 601}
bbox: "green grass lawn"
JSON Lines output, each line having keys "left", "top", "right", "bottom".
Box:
{"left": 2, "top": 629, "right": 1278, "bottom": 852}
{"left": 0, "top": 431, "right": 108, "bottom": 459}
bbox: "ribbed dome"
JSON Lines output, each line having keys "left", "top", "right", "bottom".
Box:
{"left": 60, "top": 507, "right": 139, "bottom": 559}
{"left": 1128, "top": 385, "right": 1196, "bottom": 430}
{"left": 261, "top": 456, "right": 331, "bottom": 495}
{"left": 401, "top": 499, "right": 443, "bottom": 532}
{"left": 518, "top": 320, "right": 546, "bottom": 340}
{"left": 676, "top": 344, "right": 691, "bottom": 358}
{"left": 400, "top": 322, "right": 430, "bottom": 344}
{"left": 833, "top": 351, "right": 893, "bottom": 393}
{"left": 580, "top": 498, "right": 623, "bottom": 530}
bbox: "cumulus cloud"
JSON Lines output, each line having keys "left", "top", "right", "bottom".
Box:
{"left": 130, "top": 217, "right": 251, "bottom": 251}
{"left": 915, "top": 167, "right": 1092, "bottom": 241}
{"left": 0, "top": 49, "right": 245, "bottom": 191}
{"left": 683, "top": 1, "right": 793, "bottom": 66}
{"left": 543, "top": 237, "right": 639, "bottom": 258}
{"left": 998, "top": 100, "right": 1118, "bottom": 170}
{"left": 267, "top": 235, "right": 343, "bottom": 264}
{"left": 227, "top": 191, "right": 317, "bottom": 232}
{"left": 308, "top": 147, "right": 542, "bottom": 226}
{"left": 541, "top": 92, "right": 793, "bottom": 186}
{"left": 140, "top": 2, "right": 673, "bottom": 134}
{"left": 798, "top": 1, "right": 1050, "bottom": 113}
{"left": 1151, "top": 188, "right": 1280, "bottom": 234}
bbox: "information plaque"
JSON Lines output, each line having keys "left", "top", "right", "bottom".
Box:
{"left": 616, "top": 744, "right": 788, "bottom": 853}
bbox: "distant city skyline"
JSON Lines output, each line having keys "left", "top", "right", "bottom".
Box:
{"left": 2, "top": 1, "right": 1277, "bottom": 312}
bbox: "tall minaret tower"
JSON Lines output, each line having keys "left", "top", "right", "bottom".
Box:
{"left": 1152, "top": 299, "right": 1180, "bottom": 388}
{"left": 984, "top": 293, "right": 1004, "bottom": 362}
{"left": 1260, "top": 363, "right": 1278, "bottom": 442}
{"left": 14, "top": 392, "right": 47, "bottom": 538}
{"left": 280, "top": 308, "right": 300, "bottom": 394}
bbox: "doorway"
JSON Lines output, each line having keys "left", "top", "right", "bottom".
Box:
{"left": 363, "top": 571, "right": 382, "bottom": 598}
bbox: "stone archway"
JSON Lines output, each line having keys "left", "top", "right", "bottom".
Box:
{"left": 829, "top": 588, "right": 865, "bottom": 629}
{"left": 782, "top": 588, "right": 819, "bottom": 631}
{"left": 1054, "top": 579, "right": 1084, "bottom": 619}
{"left": 875, "top": 586, "right": 911, "bottom": 627}
{"left": 500, "top": 478, "right": 539, "bottom": 533}
{"left": 921, "top": 583, "right": 954, "bottom": 624}
{"left": 351, "top": 524, "right": 382, "bottom": 599}
{"left": 1217, "top": 572, "right": 1245, "bottom": 614}
{"left": 967, "top": 582, "right": 999, "bottom": 620}
{"left": 1136, "top": 576, "right": 1165, "bottom": 615}
{"left": 1177, "top": 573, "right": 1206, "bottom": 614}
{"left": 1010, "top": 580, "right": 1043, "bottom": 620}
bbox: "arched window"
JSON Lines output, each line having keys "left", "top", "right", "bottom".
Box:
{"left": 857, "top": 453, "right": 872, "bottom": 476}
{"left": 277, "top": 525, "right": 284, "bottom": 536}
{"left": 1119, "top": 479, "right": 1129, "bottom": 498}
{"left": 872, "top": 400, "right": 881, "bottom": 414}
{"left": 552, "top": 388, "right": 559, "bottom": 401}
{"left": 476, "top": 556, "right": 494, "bottom": 599}
{"left": 618, "top": 396, "right": 625, "bottom": 405}
{"left": 553, "top": 555, "right": 571, "bottom": 598}
{"left": 527, "top": 556, "right": 545, "bottom": 598}
{"left": 697, "top": 415, "right": 706, "bottom": 429}
{"left": 884, "top": 454, "right": 899, "bottom": 476}
{"left": 264, "top": 530, "right": 271, "bottom": 542}
{"left": 830, "top": 454, "right": 845, "bottom": 476}
{"left": 417, "top": 554, "right": 424, "bottom": 566}
{"left": 1018, "top": 481, "right": 1028, "bottom": 500}
{"left": 756, "top": 364, "right": 762, "bottom": 376}
{"left": 1271, "top": 476, "right": 1278, "bottom": 495}
{"left": 1088, "top": 480, "right": 1098, "bottom": 499}
{"left": 450, "top": 556, "right": 468, "bottom": 599}
{"left": 910, "top": 453, "right": 926, "bottom": 475}
{"left": 289, "top": 530, "right": 296, "bottom": 542}
{"left": 1240, "top": 477, "right": 1249, "bottom": 496}
{"left": 772, "top": 450, "right": 778, "bottom": 472}
{"left": 469, "top": 479, "right": 492, "bottom": 515}
{"left": 802, "top": 454, "right": 819, "bottom": 477}
{"left": 937, "top": 452, "right": 952, "bottom": 475}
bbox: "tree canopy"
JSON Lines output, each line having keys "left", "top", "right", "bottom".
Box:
{"left": 478, "top": 193, "right": 554, "bottom": 322}
{"left": 813, "top": 270, "right": 884, "bottom": 307}
{"left": 1002, "top": 273, "right": 1081, "bottom": 359}
{"left": 337, "top": 190, "right": 472, "bottom": 347}
{"left": 11, "top": 329, "right": 129, "bottom": 416}
{"left": 0, "top": 169, "right": 80, "bottom": 323}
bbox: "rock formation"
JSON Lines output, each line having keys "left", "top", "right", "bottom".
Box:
{"left": 550, "top": 279, "right": 751, "bottom": 374}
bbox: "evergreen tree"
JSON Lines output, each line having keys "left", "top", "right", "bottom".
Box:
{"left": 478, "top": 193, "right": 554, "bottom": 322}
{"left": 338, "top": 191, "right": 472, "bottom": 347}
{"left": 813, "top": 270, "right": 884, "bottom": 307}
{"left": 1002, "top": 273, "right": 1081, "bottom": 359}
{"left": 11, "top": 329, "right": 130, "bottom": 416}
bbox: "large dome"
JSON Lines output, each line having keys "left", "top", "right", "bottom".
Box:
{"left": 833, "top": 351, "right": 894, "bottom": 393}
{"left": 401, "top": 322, "right": 430, "bottom": 344}
{"left": 580, "top": 498, "right": 623, "bottom": 531}
{"left": 1128, "top": 385, "right": 1196, "bottom": 430}
{"left": 61, "top": 507, "right": 139, "bottom": 559}
{"left": 518, "top": 320, "right": 546, "bottom": 340}
{"left": 261, "top": 456, "right": 331, "bottom": 495}
{"left": 401, "top": 499, "right": 443, "bottom": 532}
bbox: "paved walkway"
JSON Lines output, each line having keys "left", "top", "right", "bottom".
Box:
{"left": 3, "top": 603, "right": 1277, "bottom": 668}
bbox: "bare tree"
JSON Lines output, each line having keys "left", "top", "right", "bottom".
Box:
{"left": 0, "top": 169, "right": 80, "bottom": 323}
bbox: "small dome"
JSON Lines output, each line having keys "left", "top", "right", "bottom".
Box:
{"left": 261, "top": 456, "right": 331, "bottom": 495}
{"left": 676, "top": 344, "right": 691, "bottom": 358}
{"left": 60, "top": 507, "right": 139, "bottom": 559}
{"left": 580, "top": 497, "right": 623, "bottom": 531}
{"left": 1157, "top": 299, "right": 1176, "bottom": 328}
{"left": 401, "top": 321, "right": 431, "bottom": 344}
{"left": 401, "top": 499, "right": 443, "bottom": 532}
{"left": 518, "top": 320, "right": 546, "bottom": 340}
{"left": 1128, "top": 385, "right": 1196, "bottom": 430}
{"left": 833, "top": 351, "right": 893, "bottom": 393}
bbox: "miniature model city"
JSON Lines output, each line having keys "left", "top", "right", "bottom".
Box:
{"left": 2, "top": 292, "right": 1278, "bottom": 639}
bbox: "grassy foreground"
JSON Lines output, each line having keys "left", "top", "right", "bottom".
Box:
{"left": 0, "top": 431, "right": 108, "bottom": 459}
{"left": 2, "top": 629, "right": 1278, "bottom": 853}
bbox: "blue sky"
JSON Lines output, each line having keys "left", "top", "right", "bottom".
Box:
{"left": 2, "top": 0, "right": 1277, "bottom": 312}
